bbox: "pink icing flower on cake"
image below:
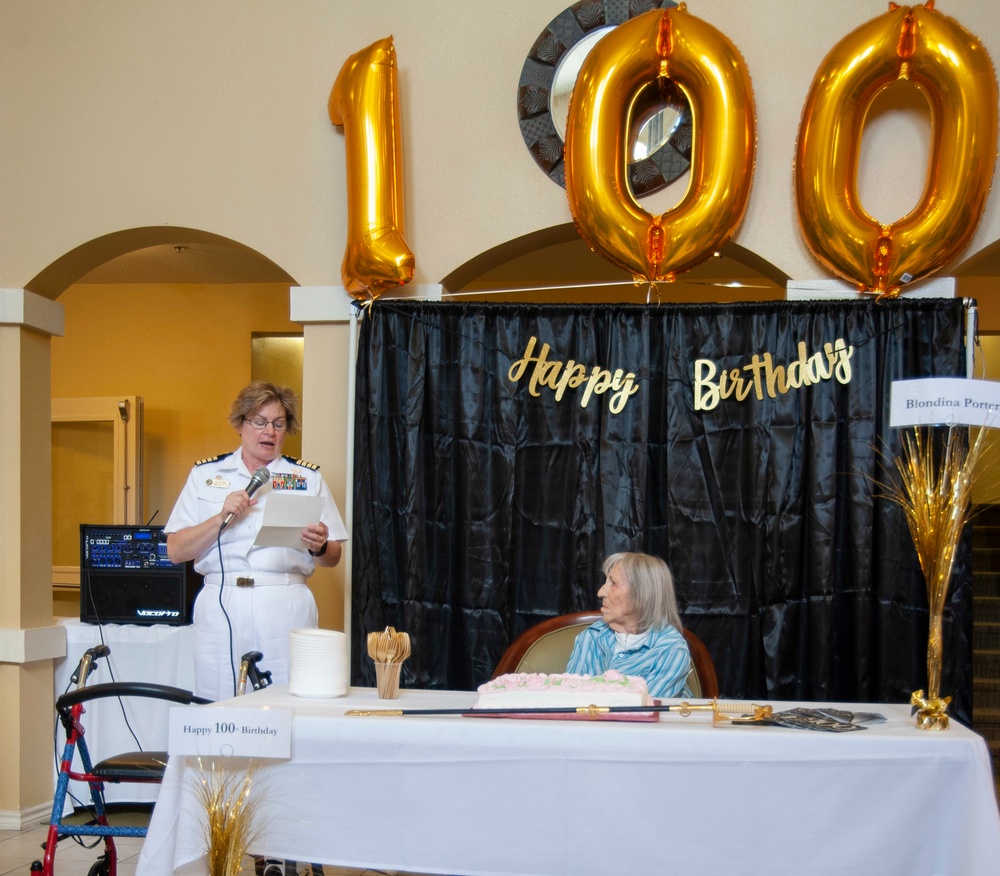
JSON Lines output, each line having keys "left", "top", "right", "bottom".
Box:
{"left": 477, "top": 671, "right": 648, "bottom": 695}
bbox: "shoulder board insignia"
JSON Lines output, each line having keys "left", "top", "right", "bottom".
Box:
{"left": 284, "top": 455, "right": 320, "bottom": 470}
{"left": 195, "top": 453, "right": 227, "bottom": 466}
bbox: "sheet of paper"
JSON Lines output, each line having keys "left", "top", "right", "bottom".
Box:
{"left": 254, "top": 493, "right": 324, "bottom": 549}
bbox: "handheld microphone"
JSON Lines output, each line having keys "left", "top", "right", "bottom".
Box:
{"left": 70, "top": 645, "right": 111, "bottom": 685}
{"left": 220, "top": 466, "right": 270, "bottom": 532}
{"left": 238, "top": 650, "right": 272, "bottom": 694}
{"left": 237, "top": 651, "right": 263, "bottom": 695}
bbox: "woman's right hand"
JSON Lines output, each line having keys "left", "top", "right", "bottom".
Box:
{"left": 167, "top": 490, "right": 257, "bottom": 564}
{"left": 220, "top": 489, "right": 257, "bottom": 526}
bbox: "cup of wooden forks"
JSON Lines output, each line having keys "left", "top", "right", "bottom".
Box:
{"left": 367, "top": 626, "right": 410, "bottom": 699}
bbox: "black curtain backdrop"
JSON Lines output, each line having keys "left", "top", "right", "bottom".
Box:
{"left": 352, "top": 299, "right": 973, "bottom": 725}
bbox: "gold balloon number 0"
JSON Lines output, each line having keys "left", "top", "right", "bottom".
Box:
{"left": 795, "top": 3, "right": 999, "bottom": 299}
{"left": 329, "top": 37, "right": 414, "bottom": 301}
{"left": 564, "top": 6, "right": 756, "bottom": 285}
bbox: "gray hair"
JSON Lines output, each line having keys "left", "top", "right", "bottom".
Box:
{"left": 603, "top": 552, "right": 683, "bottom": 632}
{"left": 228, "top": 381, "right": 301, "bottom": 435}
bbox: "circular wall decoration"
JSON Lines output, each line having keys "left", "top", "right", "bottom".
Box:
{"left": 516, "top": 0, "right": 691, "bottom": 195}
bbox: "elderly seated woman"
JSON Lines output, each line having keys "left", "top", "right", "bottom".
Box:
{"left": 566, "top": 551, "right": 692, "bottom": 699}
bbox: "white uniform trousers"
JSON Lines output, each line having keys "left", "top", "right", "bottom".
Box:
{"left": 192, "top": 576, "right": 318, "bottom": 702}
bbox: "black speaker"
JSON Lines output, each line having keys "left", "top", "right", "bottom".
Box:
{"left": 79, "top": 524, "right": 202, "bottom": 625}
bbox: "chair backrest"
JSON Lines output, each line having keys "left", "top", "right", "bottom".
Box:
{"left": 492, "top": 610, "right": 719, "bottom": 699}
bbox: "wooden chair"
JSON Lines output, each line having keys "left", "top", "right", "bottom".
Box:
{"left": 492, "top": 610, "right": 720, "bottom": 698}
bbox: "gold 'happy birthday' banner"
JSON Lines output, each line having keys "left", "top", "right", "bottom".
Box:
{"left": 507, "top": 336, "right": 639, "bottom": 414}
{"left": 695, "top": 338, "right": 854, "bottom": 412}
{"left": 507, "top": 335, "right": 854, "bottom": 414}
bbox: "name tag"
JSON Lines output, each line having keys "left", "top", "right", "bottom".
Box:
{"left": 168, "top": 706, "right": 292, "bottom": 759}
{"left": 890, "top": 377, "right": 1000, "bottom": 428}
{"left": 207, "top": 475, "right": 230, "bottom": 489}
{"left": 272, "top": 473, "right": 307, "bottom": 491}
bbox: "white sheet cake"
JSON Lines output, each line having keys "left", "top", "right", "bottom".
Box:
{"left": 475, "top": 670, "right": 650, "bottom": 709}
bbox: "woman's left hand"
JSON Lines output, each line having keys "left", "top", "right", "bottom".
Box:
{"left": 301, "top": 522, "right": 329, "bottom": 554}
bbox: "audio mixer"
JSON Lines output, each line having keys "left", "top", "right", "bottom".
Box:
{"left": 79, "top": 524, "right": 200, "bottom": 625}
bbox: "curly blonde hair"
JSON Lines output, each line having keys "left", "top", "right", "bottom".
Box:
{"left": 227, "top": 381, "right": 300, "bottom": 435}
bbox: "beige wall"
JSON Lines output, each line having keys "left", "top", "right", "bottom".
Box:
{"left": 51, "top": 283, "right": 300, "bottom": 525}
{"left": 3, "top": 0, "right": 1000, "bottom": 293}
{"left": 4, "top": 0, "right": 1000, "bottom": 826}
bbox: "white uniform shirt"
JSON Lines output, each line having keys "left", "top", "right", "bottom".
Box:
{"left": 165, "top": 448, "right": 348, "bottom": 578}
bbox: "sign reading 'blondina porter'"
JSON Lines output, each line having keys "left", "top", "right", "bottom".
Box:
{"left": 890, "top": 377, "right": 1000, "bottom": 428}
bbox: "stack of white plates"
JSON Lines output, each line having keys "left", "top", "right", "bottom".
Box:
{"left": 289, "top": 628, "right": 348, "bottom": 698}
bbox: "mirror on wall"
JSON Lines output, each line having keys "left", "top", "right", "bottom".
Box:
{"left": 548, "top": 26, "right": 686, "bottom": 164}
{"left": 516, "top": 0, "right": 692, "bottom": 195}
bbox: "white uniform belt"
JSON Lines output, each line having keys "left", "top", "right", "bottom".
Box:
{"left": 203, "top": 573, "right": 306, "bottom": 587}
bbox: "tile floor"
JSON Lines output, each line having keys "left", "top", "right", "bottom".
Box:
{"left": 0, "top": 818, "right": 425, "bottom": 876}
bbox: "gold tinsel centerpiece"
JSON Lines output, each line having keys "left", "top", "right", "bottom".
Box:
{"left": 194, "top": 757, "right": 263, "bottom": 876}
{"left": 879, "top": 424, "right": 988, "bottom": 730}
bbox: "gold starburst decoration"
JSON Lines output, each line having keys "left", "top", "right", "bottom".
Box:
{"left": 878, "top": 424, "right": 990, "bottom": 729}
{"left": 194, "top": 757, "right": 263, "bottom": 876}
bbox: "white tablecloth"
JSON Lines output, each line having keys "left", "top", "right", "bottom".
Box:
{"left": 138, "top": 685, "right": 1000, "bottom": 876}
{"left": 55, "top": 619, "right": 196, "bottom": 806}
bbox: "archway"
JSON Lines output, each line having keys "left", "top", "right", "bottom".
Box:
{"left": 26, "top": 226, "right": 294, "bottom": 297}
{"left": 439, "top": 222, "right": 789, "bottom": 303}
{"left": 39, "top": 227, "right": 303, "bottom": 617}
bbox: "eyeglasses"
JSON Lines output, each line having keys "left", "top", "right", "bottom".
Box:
{"left": 245, "top": 416, "right": 288, "bottom": 432}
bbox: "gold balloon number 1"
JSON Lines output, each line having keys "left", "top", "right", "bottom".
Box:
{"left": 329, "top": 36, "right": 414, "bottom": 302}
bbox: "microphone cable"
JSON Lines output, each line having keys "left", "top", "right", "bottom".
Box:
{"left": 215, "top": 465, "right": 270, "bottom": 697}
{"left": 82, "top": 564, "right": 154, "bottom": 755}
{"left": 215, "top": 529, "right": 239, "bottom": 699}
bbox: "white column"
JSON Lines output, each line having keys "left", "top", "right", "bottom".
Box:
{"left": 0, "top": 288, "right": 66, "bottom": 829}
{"left": 290, "top": 285, "right": 442, "bottom": 673}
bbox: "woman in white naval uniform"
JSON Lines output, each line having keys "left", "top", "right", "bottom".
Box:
{"left": 165, "top": 381, "right": 348, "bottom": 701}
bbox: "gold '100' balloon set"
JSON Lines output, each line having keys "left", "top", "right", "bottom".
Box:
{"left": 327, "top": 2, "right": 998, "bottom": 303}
